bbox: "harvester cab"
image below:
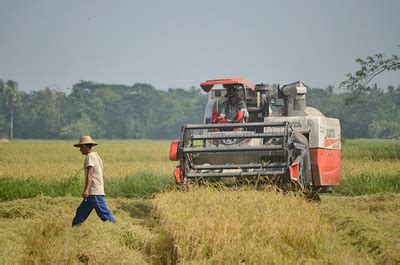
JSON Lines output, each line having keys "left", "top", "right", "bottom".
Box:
{"left": 170, "top": 78, "right": 341, "bottom": 196}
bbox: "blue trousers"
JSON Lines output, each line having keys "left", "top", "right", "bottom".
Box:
{"left": 72, "top": 195, "right": 116, "bottom": 226}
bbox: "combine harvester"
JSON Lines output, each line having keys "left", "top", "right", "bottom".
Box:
{"left": 169, "top": 78, "right": 341, "bottom": 198}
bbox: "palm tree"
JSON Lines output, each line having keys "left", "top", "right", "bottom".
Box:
{"left": 4, "top": 80, "right": 18, "bottom": 140}
{"left": 0, "top": 80, "right": 5, "bottom": 137}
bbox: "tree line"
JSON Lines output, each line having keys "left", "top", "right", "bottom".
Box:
{"left": 307, "top": 84, "right": 400, "bottom": 139}
{"left": 1, "top": 79, "right": 400, "bottom": 140}
{"left": 0, "top": 81, "right": 206, "bottom": 139}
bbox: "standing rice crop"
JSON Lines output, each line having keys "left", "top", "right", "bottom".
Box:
{"left": 154, "top": 187, "right": 367, "bottom": 264}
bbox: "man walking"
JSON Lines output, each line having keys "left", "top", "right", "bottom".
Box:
{"left": 72, "top": 135, "right": 116, "bottom": 226}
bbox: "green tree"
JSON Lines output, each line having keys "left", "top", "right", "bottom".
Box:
{"left": 15, "top": 88, "right": 66, "bottom": 138}
{"left": 368, "top": 120, "right": 400, "bottom": 138}
{"left": 60, "top": 113, "right": 95, "bottom": 139}
{"left": 340, "top": 53, "right": 400, "bottom": 98}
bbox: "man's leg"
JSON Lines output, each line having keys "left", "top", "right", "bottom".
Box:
{"left": 92, "top": 195, "right": 116, "bottom": 223}
{"left": 72, "top": 198, "right": 94, "bottom": 226}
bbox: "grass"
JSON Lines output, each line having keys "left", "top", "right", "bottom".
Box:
{"left": 335, "top": 173, "right": 400, "bottom": 195}
{"left": 106, "top": 173, "right": 174, "bottom": 198}
{"left": 0, "top": 176, "right": 81, "bottom": 201}
{"left": 337, "top": 139, "right": 400, "bottom": 195}
{"left": 0, "top": 173, "right": 175, "bottom": 201}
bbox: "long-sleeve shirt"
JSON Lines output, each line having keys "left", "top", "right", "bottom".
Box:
{"left": 220, "top": 98, "right": 247, "bottom": 121}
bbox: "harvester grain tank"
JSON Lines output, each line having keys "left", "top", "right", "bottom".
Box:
{"left": 169, "top": 78, "right": 341, "bottom": 194}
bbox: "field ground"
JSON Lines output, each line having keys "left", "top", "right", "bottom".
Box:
{"left": 0, "top": 139, "right": 399, "bottom": 264}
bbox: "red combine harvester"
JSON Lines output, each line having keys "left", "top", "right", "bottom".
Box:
{"left": 170, "top": 78, "right": 341, "bottom": 197}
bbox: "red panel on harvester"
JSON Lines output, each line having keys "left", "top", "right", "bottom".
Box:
{"left": 169, "top": 141, "right": 179, "bottom": 161}
{"left": 310, "top": 148, "right": 341, "bottom": 186}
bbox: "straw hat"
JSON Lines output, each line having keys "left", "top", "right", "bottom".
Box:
{"left": 73, "top": 135, "right": 98, "bottom": 147}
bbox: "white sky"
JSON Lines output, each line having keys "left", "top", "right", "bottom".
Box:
{"left": 0, "top": 0, "right": 399, "bottom": 92}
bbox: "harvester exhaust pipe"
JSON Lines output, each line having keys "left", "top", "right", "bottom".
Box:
{"left": 281, "top": 81, "right": 307, "bottom": 115}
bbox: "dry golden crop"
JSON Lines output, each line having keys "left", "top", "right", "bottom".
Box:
{"left": 154, "top": 187, "right": 373, "bottom": 264}
{"left": 342, "top": 159, "right": 400, "bottom": 178}
{"left": 0, "top": 140, "right": 175, "bottom": 181}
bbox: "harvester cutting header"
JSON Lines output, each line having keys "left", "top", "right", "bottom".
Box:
{"left": 170, "top": 78, "right": 341, "bottom": 195}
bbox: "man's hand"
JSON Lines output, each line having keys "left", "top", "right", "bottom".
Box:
{"left": 218, "top": 114, "right": 225, "bottom": 119}
{"left": 82, "top": 189, "right": 89, "bottom": 198}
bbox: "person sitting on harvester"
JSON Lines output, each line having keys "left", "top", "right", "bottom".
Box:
{"left": 214, "top": 84, "right": 248, "bottom": 123}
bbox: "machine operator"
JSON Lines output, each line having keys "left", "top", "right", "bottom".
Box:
{"left": 214, "top": 84, "right": 248, "bottom": 123}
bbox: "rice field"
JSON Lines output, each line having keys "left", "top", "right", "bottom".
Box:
{"left": 0, "top": 140, "right": 176, "bottom": 200}
{"left": 0, "top": 139, "right": 399, "bottom": 264}
{"left": 0, "top": 140, "right": 175, "bottom": 180}
{"left": 339, "top": 139, "right": 400, "bottom": 195}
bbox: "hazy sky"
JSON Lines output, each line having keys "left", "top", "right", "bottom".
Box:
{"left": 1, "top": 0, "right": 399, "bottom": 92}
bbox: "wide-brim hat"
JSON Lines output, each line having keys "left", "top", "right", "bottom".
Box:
{"left": 73, "top": 135, "right": 98, "bottom": 147}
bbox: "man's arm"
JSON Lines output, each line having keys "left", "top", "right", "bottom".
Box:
{"left": 235, "top": 100, "right": 248, "bottom": 122}
{"left": 82, "top": 166, "right": 94, "bottom": 198}
{"left": 219, "top": 102, "right": 227, "bottom": 118}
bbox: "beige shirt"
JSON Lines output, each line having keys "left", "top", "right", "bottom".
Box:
{"left": 84, "top": 152, "right": 105, "bottom": 195}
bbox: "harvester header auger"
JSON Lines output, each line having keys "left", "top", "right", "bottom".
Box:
{"left": 170, "top": 78, "right": 341, "bottom": 196}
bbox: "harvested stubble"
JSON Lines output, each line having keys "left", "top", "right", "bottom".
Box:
{"left": 0, "top": 196, "right": 170, "bottom": 264}
{"left": 154, "top": 187, "right": 368, "bottom": 264}
{"left": 320, "top": 194, "right": 400, "bottom": 264}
